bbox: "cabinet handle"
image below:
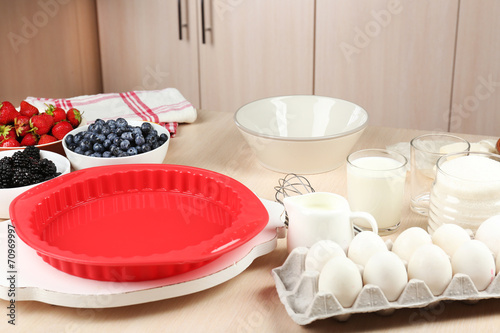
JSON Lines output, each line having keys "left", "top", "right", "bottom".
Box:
{"left": 201, "top": 0, "right": 206, "bottom": 44}
{"left": 178, "top": 0, "right": 183, "bottom": 40}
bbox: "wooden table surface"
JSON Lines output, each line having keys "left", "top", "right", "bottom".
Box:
{"left": 1, "top": 110, "right": 499, "bottom": 332}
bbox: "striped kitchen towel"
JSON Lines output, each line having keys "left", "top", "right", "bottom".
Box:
{"left": 25, "top": 88, "right": 197, "bottom": 136}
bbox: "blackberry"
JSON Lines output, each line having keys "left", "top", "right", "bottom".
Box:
{"left": 0, "top": 147, "right": 60, "bottom": 188}
{"left": 12, "top": 168, "right": 33, "bottom": 187}
{"left": 24, "top": 146, "right": 41, "bottom": 160}
{"left": 0, "top": 157, "right": 13, "bottom": 188}
{"left": 11, "top": 151, "right": 31, "bottom": 169}
{"left": 38, "top": 158, "right": 58, "bottom": 177}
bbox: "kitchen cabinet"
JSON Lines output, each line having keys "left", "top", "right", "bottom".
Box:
{"left": 0, "top": 0, "right": 102, "bottom": 104}
{"left": 96, "top": 0, "right": 201, "bottom": 107}
{"left": 97, "top": 0, "right": 315, "bottom": 113}
{"left": 314, "top": 0, "right": 459, "bottom": 132}
{"left": 449, "top": 0, "right": 500, "bottom": 136}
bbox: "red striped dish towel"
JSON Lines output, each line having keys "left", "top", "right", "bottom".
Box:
{"left": 25, "top": 88, "right": 197, "bottom": 137}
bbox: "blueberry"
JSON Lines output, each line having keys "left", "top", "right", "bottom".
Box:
{"left": 115, "top": 127, "right": 125, "bottom": 136}
{"left": 101, "top": 125, "right": 111, "bottom": 136}
{"left": 106, "top": 119, "right": 116, "bottom": 127}
{"left": 146, "top": 135, "right": 158, "bottom": 145}
{"left": 141, "top": 143, "right": 152, "bottom": 152}
{"left": 107, "top": 133, "right": 118, "bottom": 141}
{"left": 103, "top": 139, "right": 112, "bottom": 149}
{"left": 74, "top": 147, "right": 84, "bottom": 155}
{"left": 84, "top": 150, "right": 93, "bottom": 156}
{"left": 141, "top": 122, "right": 153, "bottom": 134}
{"left": 68, "top": 143, "right": 78, "bottom": 151}
{"left": 95, "top": 119, "right": 106, "bottom": 126}
{"left": 73, "top": 133, "right": 83, "bottom": 144}
{"left": 134, "top": 135, "right": 145, "bottom": 146}
{"left": 102, "top": 151, "right": 112, "bottom": 158}
{"left": 127, "top": 147, "right": 138, "bottom": 155}
{"left": 93, "top": 143, "right": 104, "bottom": 153}
{"left": 111, "top": 147, "right": 122, "bottom": 157}
{"left": 121, "top": 131, "right": 133, "bottom": 141}
{"left": 90, "top": 152, "right": 102, "bottom": 158}
{"left": 65, "top": 134, "right": 74, "bottom": 145}
{"left": 112, "top": 137, "right": 121, "bottom": 146}
{"left": 94, "top": 123, "right": 103, "bottom": 134}
{"left": 131, "top": 127, "right": 142, "bottom": 136}
{"left": 87, "top": 123, "right": 96, "bottom": 132}
{"left": 159, "top": 133, "right": 169, "bottom": 141}
{"left": 120, "top": 140, "right": 131, "bottom": 150}
{"left": 79, "top": 140, "right": 92, "bottom": 152}
{"left": 116, "top": 118, "right": 128, "bottom": 128}
{"left": 118, "top": 152, "right": 128, "bottom": 157}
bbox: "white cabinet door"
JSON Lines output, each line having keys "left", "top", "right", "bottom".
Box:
{"left": 450, "top": 0, "right": 500, "bottom": 136}
{"left": 97, "top": 0, "right": 200, "bottom": 108}
{"left": 314, "top": 0, "right": 459, "bottom": 131}
{"left": 198, "top": 0, "right": 315, "bottom": 112}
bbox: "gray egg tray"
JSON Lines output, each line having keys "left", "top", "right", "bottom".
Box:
{"left": 272, "top": 246, "right": 500, "bottom": 325}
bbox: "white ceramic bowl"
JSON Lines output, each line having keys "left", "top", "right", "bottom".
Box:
{"left": 62, "top": 121, "right": 170, "bottom": 170}
{"left": 234, "top": 96, "right": 369, "bottom": 174}
{"left": 0, "top": 149, "right": 71, "bottom": 218}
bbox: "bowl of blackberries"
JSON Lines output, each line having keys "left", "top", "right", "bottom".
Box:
{"left": 62, "top": 118, "right": 170, "bottom": 170}
{"left": 0, "top": 146, "right": 71, "bottom": 218}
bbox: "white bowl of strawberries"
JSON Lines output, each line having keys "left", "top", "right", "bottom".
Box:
{"left": 0, "top": 100, "right": 84, "bottom": 156}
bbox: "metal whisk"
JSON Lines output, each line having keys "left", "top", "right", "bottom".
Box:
{"left": 274, "top": 173, "right": 315, "bottom": 226}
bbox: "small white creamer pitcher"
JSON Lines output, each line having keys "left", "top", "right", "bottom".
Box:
{"left": 284, "top": 192, "right": 378, "bottom": 253}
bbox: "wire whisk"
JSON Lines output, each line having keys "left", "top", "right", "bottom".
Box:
{"left": 274, "top": 173, "right": 315, "bottom": 226}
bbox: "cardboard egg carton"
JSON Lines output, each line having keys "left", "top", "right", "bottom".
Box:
{"left": 272, "top": 247, "right": 500, "bottom": 325}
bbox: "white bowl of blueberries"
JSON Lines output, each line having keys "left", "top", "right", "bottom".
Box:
{"left": 62, "top": 118, "right": 170, "bottom": 170}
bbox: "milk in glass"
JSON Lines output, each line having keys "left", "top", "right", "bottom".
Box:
{"left": 347, "top": 155, "right": 407, "bottom": 232}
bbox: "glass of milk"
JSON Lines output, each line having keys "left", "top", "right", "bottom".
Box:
{"left": 347, "top": 149, "right": 408, "bottom": 235}
{"left": 428, "top": 152, "right": 500, "bottom": 234}
{"left": 410, "top": 134, "right": 470, "bottom": 216}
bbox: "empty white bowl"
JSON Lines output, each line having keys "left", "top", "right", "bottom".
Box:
{"left": 0, "top": 149, "right": 71, "bottom": 219}
{"left": 234, "top": 96, "right": 369, "bottom": 174}
{"left": 62, "top": 121, "right": 170, "bottom": 171}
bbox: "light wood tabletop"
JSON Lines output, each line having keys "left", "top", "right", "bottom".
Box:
{"left": 1, "top": 109, "right": 499, "bottom": 332}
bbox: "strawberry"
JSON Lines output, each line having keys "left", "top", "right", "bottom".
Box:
{"left": 51, "top": 120, "right": 73, "bottom": 140}
{"left": 14, "top": 115, "right": 31, "bottom": 137}
{"left": 66, "top": 108, "right": 82, "bottom": 128}
{"left": 0, "top": 125, "right": 16, "bottom": 141}
{"left": 45, "top": 104, "right": 67, "bottom": 123}
{"left": 20, "top": 132, "right": 38, "bottom": 146}
{"left": 497, "top": 138, "right": 500, "bottom": 153}
{"left": 19, "top": 101, "right": 39, "bottom": 118}
{"left": 0, "top": 137, "right": 20, "bottom": 147}
{"left": 0, "top": 101, "right": 20, "bottom": 125}
{"left": 30, "top": 113, "right": 54, "bottom": 135}
{"left": 38, "top": 134, "right": 57, "bottom": 145}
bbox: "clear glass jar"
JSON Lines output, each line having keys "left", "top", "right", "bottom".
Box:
{"left": 428, "top": 152, "right": 500, "bottom": 234}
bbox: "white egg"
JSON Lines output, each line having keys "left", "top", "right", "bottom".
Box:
{"left": 318, "top": 257, "right": 363, "bottom": 308}
{"left": 305, "top": 240, "right": 346, "bottom": 273}
{"left": 452, "top": 240, "right": 496, "bottom": 291}
{"left": 392, "top": 227, "right": 432, "bottom": 263}
{"left": 408, "top": 244, "right": 452, "bottom": 296}
{"left": 497, "top": 250, "right": 500, "bottom": 275}
{"left": 363, "top": 251, "right": 408, "bottom": 302}
{"left": 475, "top": 215, "right": 500, "bottom": 255}
{"left": 432, "top": 223, "right": 471, "bottom": 257}
{"left": 347, "top": 231, "right": 388, "bottom": 267}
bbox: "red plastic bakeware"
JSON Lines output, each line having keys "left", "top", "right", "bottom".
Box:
{"left": 10, "top": 164, "right": 269, "bottom": 282}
